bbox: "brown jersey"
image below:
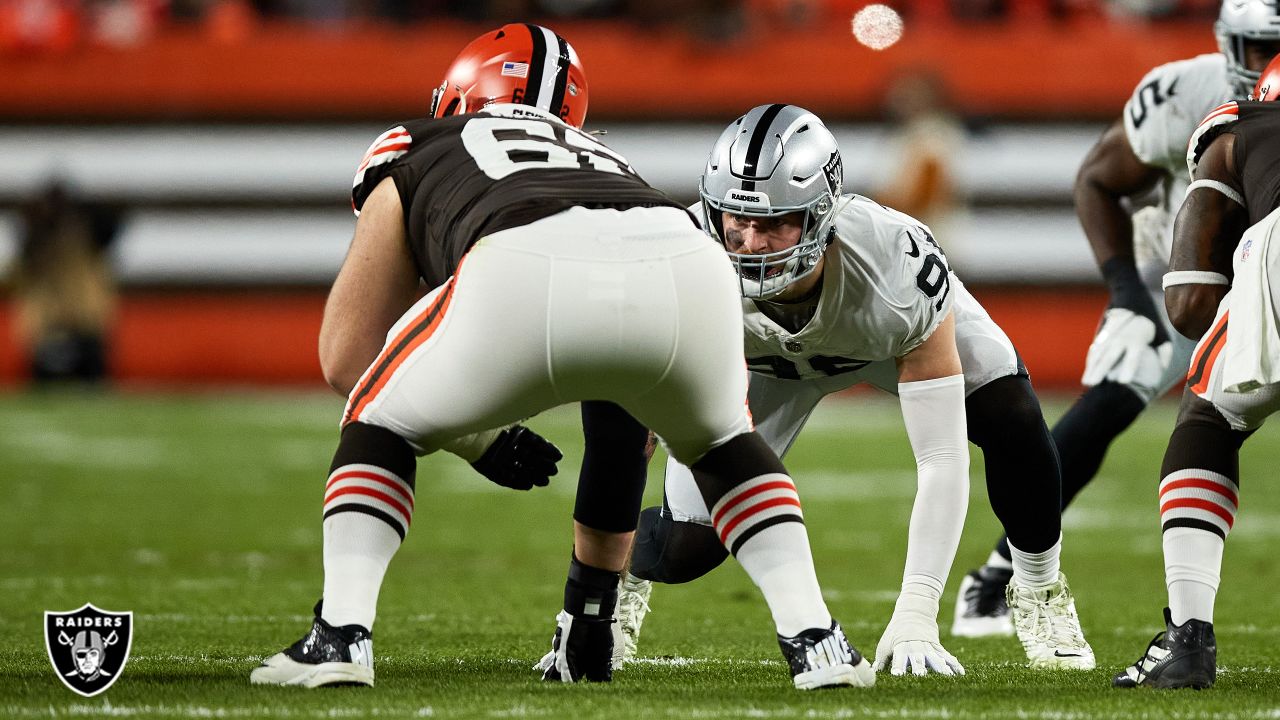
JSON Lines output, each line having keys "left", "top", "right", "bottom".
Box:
{"left": 1229, "top": 103, "right": 1280, "bottom": 226}
{"left": 351, "top": 104, "right": 687, "bottom": 288}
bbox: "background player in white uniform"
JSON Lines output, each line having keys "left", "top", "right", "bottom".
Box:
{"left": 249, "top": 27, "right": 875, "bottom": 692}
{"left": 1116, "top": 55, "right": 1280, "bottom": 690}
{"left": 956, "top": 0, "right": 1280, "bottom": 634}
{"left": 613, "top": 104, "right": 1093, "bottom": 675}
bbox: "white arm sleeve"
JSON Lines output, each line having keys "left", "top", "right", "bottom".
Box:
{"left": 896, "top": 374, "right": 969, "bottom": 601}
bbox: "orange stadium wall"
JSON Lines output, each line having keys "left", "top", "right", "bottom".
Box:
{"left": 0, "top": 19, "right": 1219, "bottom": 120}
{"left": 0, "top": 287, "right": 1108, "bottom": 390}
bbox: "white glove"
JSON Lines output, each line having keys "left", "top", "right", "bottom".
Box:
{"left": 1131, "top": 206, "right": 1172, "bottom": 268}
{"left": 873, "top": 591, "right": 965, "bottom": 677}
{"left": 1082, "top": 308, "right": 1173, "bottom": 393}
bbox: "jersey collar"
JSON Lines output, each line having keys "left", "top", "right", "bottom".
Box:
{"left": 479, "top": 103, "right": 566, "bottom": 124}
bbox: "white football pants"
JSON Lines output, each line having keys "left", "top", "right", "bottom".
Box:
{"left": 344, "top": 205, "right": 753, "bottom": 464}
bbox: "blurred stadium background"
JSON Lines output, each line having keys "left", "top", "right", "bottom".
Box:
{"left": 7, "top": 2, "right": 1280, "bottom": 715}
{"left": 0, "top": 0, "right": 1231, "bottom": 388}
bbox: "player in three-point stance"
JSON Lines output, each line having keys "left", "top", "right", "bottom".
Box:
{"left": 955, "top": 0, "right": 1280, "bottom": 636}
{"left": 610, "top": 104, "right": 1093, "bottom": 675}
{"left": 1115, "top": 54, "right": 1280, "bottom": 691}
{"left": 250, "top": 24, "right": 873, "bottom": 691}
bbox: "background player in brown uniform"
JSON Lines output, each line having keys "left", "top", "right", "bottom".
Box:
{"left": 956, "top": 2, "right": 1280, "bottom": 635}
{"left": 250, "top": 24, "right": 875, "bottom": 691}
{"left": 1116, "top": 54, "right": 1280, "bottom": 691}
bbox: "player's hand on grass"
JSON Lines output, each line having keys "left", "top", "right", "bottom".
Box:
{"left": 873, "top": 592, "right": 964, "bottom": 677}
{"left": 471, "top": 425, "right": 563, "bottom": 491}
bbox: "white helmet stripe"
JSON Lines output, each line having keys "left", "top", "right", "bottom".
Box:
{"left": 524, "top": 24, "right": 562, "bottom": 114}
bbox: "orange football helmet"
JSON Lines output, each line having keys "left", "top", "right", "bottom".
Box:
{"left": 429, "top": 23, "right": 589, "bottom": 128}
{"left": 1251, "top": 52, "right": 1280, "bottom": 101}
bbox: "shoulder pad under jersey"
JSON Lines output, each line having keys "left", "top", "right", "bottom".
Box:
{"left": 1186, "top": 101, "right": 1240, "bottom": 177}
{"left": 351, "top": 124, "right": 413, "bottom": 216}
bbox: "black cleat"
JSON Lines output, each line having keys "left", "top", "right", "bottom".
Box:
{"left": 777, "top": 620, "right": 875, "bottom": 689}
{"left": 952, "top": 566, "right": 1014, "bottom": 637}
{"left": 536, "top": 610, "right": 614, "bottom": 682}
{"left": 251, "top": 601, "right": 374, "bottom": 687}
{"left": 1113, "top": 608, "right": 1216, "bottom": 689}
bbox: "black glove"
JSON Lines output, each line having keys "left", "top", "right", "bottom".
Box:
{"left": 471, "top": 425, "right": 563, "bottom": 491}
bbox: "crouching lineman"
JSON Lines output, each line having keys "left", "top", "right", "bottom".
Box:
{"left": 957, "top": 0, "right": 1280, "bottom": 636}
{"left": 608, "top": 104, "right": 1093, "bottom": 675}
{"left": 1116, "top": 55, "right": 1280, "bottom": 690}
{"left": 249, "top": 25, "right": 873, "bottom": 691}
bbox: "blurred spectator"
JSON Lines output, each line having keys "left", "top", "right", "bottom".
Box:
{"left": 11, "top": 182, "right": 121, "bottom": 385}
{"left": 872, "top": 70, "right": 969, "bottom": 248}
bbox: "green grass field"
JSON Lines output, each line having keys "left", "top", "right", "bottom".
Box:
{"left": 1, "top": 389, "right": 1278, "bottom": 718}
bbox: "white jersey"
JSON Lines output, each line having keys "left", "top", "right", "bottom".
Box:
{"left": 665, "top": 195, "right": 1021, "bottom": 524}
{"left": 740, "top": 195, "right": 956, "bottom": 380}
{"left": 1122, "top": 53, "right": 1233, "bottom": 258}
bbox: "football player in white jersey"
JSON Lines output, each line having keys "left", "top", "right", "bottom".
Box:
{"left": 610, "top": 104, "right": 1093, "bottom": 675}
{"left": 954, "top": 0, "right": 1280, "bottom": 636}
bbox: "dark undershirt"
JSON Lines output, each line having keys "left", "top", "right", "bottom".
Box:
{"left": 753, "top": 276, "right": 824, "bottom": 334}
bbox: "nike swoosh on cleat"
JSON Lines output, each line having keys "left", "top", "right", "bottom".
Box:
{"left": 1054, "top": 651, "right": 1083, "bottom": 657}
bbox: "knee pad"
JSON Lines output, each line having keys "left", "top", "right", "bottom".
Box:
{"left": 628, "top": 507, "right": 728, "bottom": 584}
{"left": 965, "top": 375, "right": 1050, "bottom": 448}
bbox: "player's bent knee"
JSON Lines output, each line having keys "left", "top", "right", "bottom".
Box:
{"left": 690, "top": 432, "right": 786, "bottom": 484}
{"left": 331, "top": 421, "right": 417, "bottom": 482}
{"left": 628, "top": 507, "right": 728, "bottom": 584}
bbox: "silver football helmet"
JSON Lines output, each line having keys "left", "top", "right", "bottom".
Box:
{"left": 1216, "top": 0, "right": 1280, "bottom": 94}
{"left": 700, "top": 104, "right": 842, "bottom": 299}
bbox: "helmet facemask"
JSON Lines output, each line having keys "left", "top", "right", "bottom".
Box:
{"left": 702, "top": 183, "right": 834, "bottom": 299}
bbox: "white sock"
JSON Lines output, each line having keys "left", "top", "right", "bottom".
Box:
{"left": 710, "top": 474, "right": 830, "bottom": 637}
{"left": 1159, "top": 468, "right": 1236, "bottom": 626}
{"left": 1164, "top": 528, "right": 1224, "bottom": 625}
{"left": 320, "top": 463, "right": 415, "bottom": 630}
{"left": 734, "top": 523, "right": 832, "bottom": 637}
{"left": 1008, "top": 535, "right": 1061, "bottom": 589}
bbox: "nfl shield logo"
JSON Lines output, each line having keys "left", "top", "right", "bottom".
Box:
{"left": 44, "top": 603, "right": 133, "bottom": 697}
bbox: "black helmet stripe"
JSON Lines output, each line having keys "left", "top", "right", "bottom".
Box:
{"left": 523, "top": 23, "right": 548, "bottom": 109}
{"left": 741, "top": 103, "right": 787, "bottom": 191}
{"left": 547, "top": 32, "right": 571, "bottom": 119}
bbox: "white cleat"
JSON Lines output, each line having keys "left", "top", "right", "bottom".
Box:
{"left": 951, "top": 567, "right": 1015, "bottom": 638}
{"left": 1006, "top": 573, "right": 1095, "bottom": 670}
{"left": 779, "top": 621, "right": 875, "bottom": 690}
{"left": 611, "top": 573, "right": 653, "bottom": 669}
{"left": 251, "top": 652, "right": 374, "bottom": 688}
{"left": 250, "top": 608, "right": 374, "bottom": 688}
